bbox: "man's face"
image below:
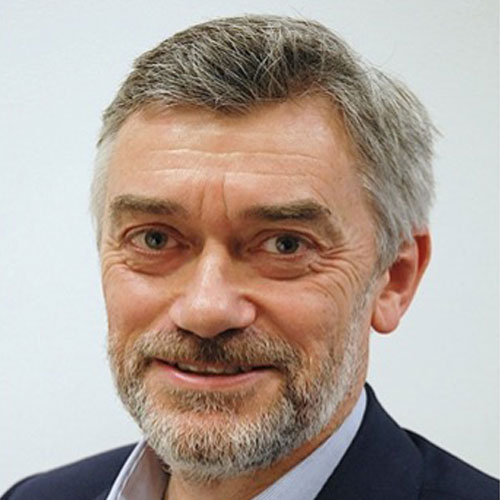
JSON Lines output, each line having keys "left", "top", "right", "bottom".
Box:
{"left": 101, "top": 97, "right": 381, "bottom": 481}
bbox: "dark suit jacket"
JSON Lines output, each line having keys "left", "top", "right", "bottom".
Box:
{"left": 3, "top": 385, "right": 498, "bottom": 499}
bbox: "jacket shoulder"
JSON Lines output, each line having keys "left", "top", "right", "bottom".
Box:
{"left": 406, "top": 431, "right": 499, "bottom": 500}
{"left": 1, "top": 444, "right": 136, "bottom": 500}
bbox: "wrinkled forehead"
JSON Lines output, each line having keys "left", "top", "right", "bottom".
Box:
{"left": 127, "top": 96, "right": 353, "bottom": 146}
{"left": 108, "top": 97, "right": 360, "bottom": 177}
{"left": 103, "top": 97, "right": 370, "bottom": 228}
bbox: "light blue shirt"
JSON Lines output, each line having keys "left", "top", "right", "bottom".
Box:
{"left": 106, "top": 388, "right": 366, "bottom": 500}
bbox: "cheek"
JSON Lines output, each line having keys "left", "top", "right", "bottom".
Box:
{"left": 260, "top": 281, "right": 346, "bottom": 361}
{"left": 103, "top": 266, "right": 173, "bottom": 336}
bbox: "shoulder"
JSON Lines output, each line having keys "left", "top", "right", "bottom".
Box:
{"left": 406, "top": 430, "right": 499, "bottom": 500}
{"left": 317, "top": 386, "right": 498, "bottom": 500}
{"left": 1, "top": 444, "right": 136, "bottom": 500}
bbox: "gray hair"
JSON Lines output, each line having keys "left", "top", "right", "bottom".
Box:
{"left": 91, "top": 15, "right": 436, "bottom": 270}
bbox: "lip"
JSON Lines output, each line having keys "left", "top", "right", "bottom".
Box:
{"left": 150, "top": 359, "right": 276, "bottom": 391}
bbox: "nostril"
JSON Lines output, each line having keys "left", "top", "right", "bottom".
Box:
{"left": 174, "top": 327, "right": 242, "bottom": 340}
{"left": 218, "top": 328, "right": 244, "bottom": 340}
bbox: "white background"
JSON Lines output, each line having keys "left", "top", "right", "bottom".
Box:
{"left": 1, "top": 0, "right": 498, "bottom": 492}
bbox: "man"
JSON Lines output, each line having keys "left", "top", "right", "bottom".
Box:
{"left": 3, "top": 15, "right": 498, "bottom": 500}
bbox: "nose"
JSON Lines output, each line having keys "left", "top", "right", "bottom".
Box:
{"left": 168, "top": 244, "right": 256, "bottom": 338}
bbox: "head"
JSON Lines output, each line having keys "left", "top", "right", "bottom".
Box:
{"left": 92, "top": 15, "right": 435, "bottom": 271}
{"left": 95, "top": 15, "right": 434, "bottom": 483}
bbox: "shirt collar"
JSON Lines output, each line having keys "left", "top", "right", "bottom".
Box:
{"left": 105, "top": 441, "right": 167, "bottom": 500}
{"left": 106, "top": 388, "right": 366, "bottom": 500}
{"left": 253, "top": 387, "right": 366, "bottom": 500}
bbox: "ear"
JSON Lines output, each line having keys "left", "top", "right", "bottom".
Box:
{"left": 371, "top": 231, "right": 431, "bottom": 334}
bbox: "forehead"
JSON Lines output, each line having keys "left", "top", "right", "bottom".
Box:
{"left": 105, "top": 97, "right": 367, "bottom": 222}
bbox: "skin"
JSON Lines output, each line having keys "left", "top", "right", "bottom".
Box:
{"left": 99, "top": 96, "right": 431, "bottom": 500}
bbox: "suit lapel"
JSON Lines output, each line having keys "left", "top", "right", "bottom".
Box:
{"left": 94, "top": 490, "right": 111, "bottom": 500}
{"left": 315, "top": 385, "right": 422, "bottom": 500}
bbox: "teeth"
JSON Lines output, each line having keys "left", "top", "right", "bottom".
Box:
{"left": 204, "top": 365, "right": 240, "bottom": 375}
{"left": 176, "top": 363, "right": 203, "bottom": 373}
{"left": 176, "top": 362, "right": 246, "bottom": 375}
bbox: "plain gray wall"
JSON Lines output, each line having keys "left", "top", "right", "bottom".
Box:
{"left": 1, "top": 0, "right": 498, "bottom": 491}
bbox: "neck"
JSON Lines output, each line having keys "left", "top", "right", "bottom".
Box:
{"left": 164, "top": 383, "right": 363, "bottom": 500}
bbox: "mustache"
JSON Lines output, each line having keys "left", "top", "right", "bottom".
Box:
{"left": 123, "top": 326, "right": 303, "bottom": 372}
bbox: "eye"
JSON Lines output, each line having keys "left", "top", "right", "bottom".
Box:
{"left": 262, "top": 234, "right": 305, "bottom": 255}
{"left": 129, "top": 228, "right": 179, "bottom": 251}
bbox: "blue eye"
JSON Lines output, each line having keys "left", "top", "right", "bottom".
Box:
{"left": 263, "top": 234, "right": 303, "bottom": 254}
{"left": 130, "top": 229, "right": 178, "bottom": 251}
{"left": 144, "top": 230, "right": 168, "bottom": 250}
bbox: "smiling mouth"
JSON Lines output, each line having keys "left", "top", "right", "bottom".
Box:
{"left": 157, "top": 359, "right": 271, "bottom": 376}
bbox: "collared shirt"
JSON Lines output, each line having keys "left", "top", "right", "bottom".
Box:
{"left": 106, "top": 388, "right": 366, "bottom": 500}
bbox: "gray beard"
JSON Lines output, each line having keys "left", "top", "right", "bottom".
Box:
{"left": 108, "top": 279, "right": 373, "bottom": 484}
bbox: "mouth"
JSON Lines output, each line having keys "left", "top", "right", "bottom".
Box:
{"left": 169, "top": 360, "right": 268, "bottom": 375}
{"left": 151, "top": 358, "right": 276, "bottom": 390}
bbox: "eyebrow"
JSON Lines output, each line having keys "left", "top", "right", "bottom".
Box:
{"left": 242, "top": 200, "right": 331, "bottom": 221}
{"left": 241, "top": 200, "right": 344, "bottom": 241}
{"left": 108, "top": 195, "right": 344, "bottom": 242}
{"left": 108, "top": 194, "right": 188, "bottom": 226}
